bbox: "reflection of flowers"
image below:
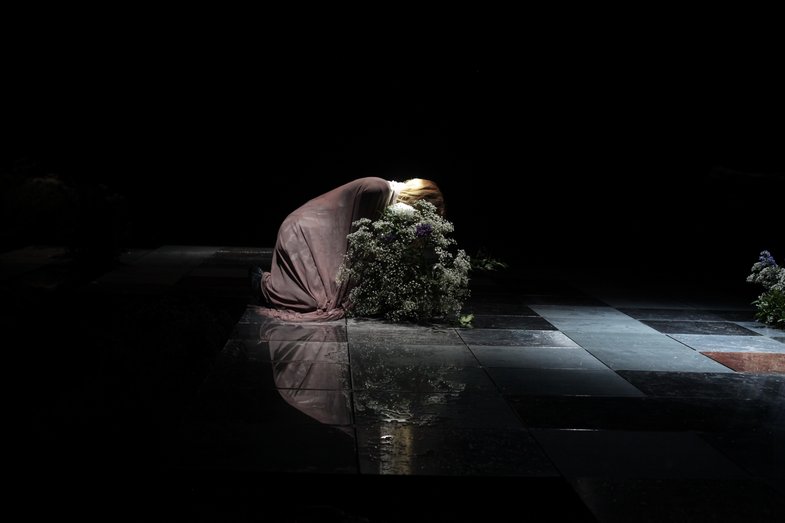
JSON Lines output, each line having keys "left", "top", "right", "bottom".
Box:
{"left": 746, "top": 250, "right": 785, "bottom": 328}
{"left": 337, "top": 200, "right": 470, "bottom": 323}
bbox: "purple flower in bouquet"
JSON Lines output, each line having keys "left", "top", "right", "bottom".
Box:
{"left": 415, "top": 223, "right": 433, "bottom": 238}
{"left": 759, "top": 250, "right": 777, "bottom": 267}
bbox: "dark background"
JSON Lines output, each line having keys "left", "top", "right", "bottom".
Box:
{"left": 3, "top": 25, "right": 783, "bottom": 282}
{"left": 3, "top": 17, "right": 783, "bottom": 520}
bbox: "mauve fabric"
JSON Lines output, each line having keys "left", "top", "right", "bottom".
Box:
{"left": 258, "top": 177, "right": 395, "bottom": 321}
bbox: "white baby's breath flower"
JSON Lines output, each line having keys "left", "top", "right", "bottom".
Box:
{"left": 390, "top": 202, "right": 415, "bottom": 216}
{"left": 338, "top": 198, "right": 470, "bottom": 323}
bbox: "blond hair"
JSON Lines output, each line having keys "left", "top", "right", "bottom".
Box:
{"left": 396, "top": 178, "right": 445, "bottom": 216}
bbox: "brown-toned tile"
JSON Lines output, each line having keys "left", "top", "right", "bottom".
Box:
{"left": 702, "top": 352, "right": 785, "bottom": 374}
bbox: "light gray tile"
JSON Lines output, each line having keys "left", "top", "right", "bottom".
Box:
{"left": 670, "top": 334, "right": 785, "bottom": 354}
{"left": 584, "top": 345, "right": 734, "bottom": 373}
{"left": 470, "top": 346, "right": 608, "bottom": 370}
{"left": 458, "top": 329, "right": 580, "bottom": 347}
{"left": 552, "top": 318, "right": 660, "bottom": 334}
{"left": 619, "top": 308, "right": 726, "bottom": 321}
{"left": 567, "top": 332, "right": 696, "bottom": 351}
{"left": 735, "top": 322, "right": 785, "bottom": 338}
{"left": 529, "top": 305, "right": 631, "bottom": 320}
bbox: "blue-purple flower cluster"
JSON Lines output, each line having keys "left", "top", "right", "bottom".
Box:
{"left": 759, "top": 250, "right": 777, "bottom": 267}
{"left": 415, "top": 223, "right": 433, "bottom": 238}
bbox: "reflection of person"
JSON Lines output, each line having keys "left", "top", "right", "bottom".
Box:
{"left": 249, "top": 177, "right": 445, "bottom": 321}
{"left": 259, "top": 319, "right": 351, "bottom": 426}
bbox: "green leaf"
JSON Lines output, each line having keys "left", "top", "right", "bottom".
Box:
{"left": 459, "top": 313, "right": 475, "bottom": 328}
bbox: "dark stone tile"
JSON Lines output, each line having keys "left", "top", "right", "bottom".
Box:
{"left": 508, "top": 396, "right": 783, "bottom": 432}
{"left": 715, "top": 309, "right": 758, "bottom": 321}
{"left": 159, "top": 471, "right": 596, "bottom": 522}
{"left": 237, "top": 306, "right": 273, "bottom": 324}
{"left": 618, "top": 308, "right": 725, "bottom": 321}
{"left": 212, "top": 345, "right": 351, "bottom": 389}
{"left": 353, "top": 391, "right": 521, "bottom": 429}
{"left": 209, "top": 246, "right": 273, "bottom": 269}
{"left": 641, "top": 320, "right": 760, "bottom": 335}
{"left": 487, "top": 368, "right": 644, "bottom": 396}
{"left": 479, "top": 277, "right": 579, "bottom": 294}
{"left": 222, "top": 338, "right": 349, "bottom": 364}
{"left": 700, "top": 430, "right": 785, "bottom": 484}
{"left": 347, "top": 322, "right": 462, "bottom": 346}
{"left": 351, "top": 365, "right": 495, "bottom": 392}
{"left": 460, "top": 315, "right": 557, "bottom": 330}
{"left": 272, "top": 389, "right": 354, "bottom": 425}
{"left": 349, "top": 343, "right": 478, "bottom": 368}
{"left": 231, "top": 320, "right": 347, "bottom": 342}
{"left": 357, "top": 425, "right": 558, "bottom": 476}
{"left": 702, "top": 352, "right": 785, "bottom": 374}
{"left": 523, "top": 294, "right": 609, "bottom": 306}
{"left": 194, "top": 381, "right": 354, "bottom": 425}
{"left": 458, "top": 329, "right": 579, "bottom": 347}
{"left": 165, "top": 420, "right": 357, "bottom": 473}
{"left": 530, "top": 429, "right": 750, "bottom": 479}
{"left": 617, "top": 370, "right": 785, "bottom": 400}
{"left": 572, "top": 477, "right": 785, "bottom": 523}
{"left": 461, "top": 298, "right": 537, "bottom": 315}
{"left": 271, "top": 362, "right": 351, "bottom": 390}
{"left": 463, "top": 290, "right": 527, "bottom": 302}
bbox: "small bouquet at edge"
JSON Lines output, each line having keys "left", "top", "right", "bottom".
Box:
{"left": 746, "top": 250, "right": 785, "bottom": 328}
{"left": 337, "top": 200, "right": 470, "bottom": 323}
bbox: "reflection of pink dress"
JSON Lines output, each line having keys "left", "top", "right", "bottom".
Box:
{"left": 259, "top": 177, "right": 396, "bottom": 321}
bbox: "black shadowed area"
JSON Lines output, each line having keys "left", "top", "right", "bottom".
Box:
{"left": 4, "top": 25, "right": 784, "bottom": 523}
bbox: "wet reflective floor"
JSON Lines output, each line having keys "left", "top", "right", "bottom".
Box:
{"left": 165, "top": 247, "right": 784, "bottom": 522}
{"left": 9, "top": 245, "right": 784, "bottom": 522}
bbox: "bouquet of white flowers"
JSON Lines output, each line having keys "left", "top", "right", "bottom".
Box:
{"left": 337, "top": 200, "right": 470, "bottom": 323}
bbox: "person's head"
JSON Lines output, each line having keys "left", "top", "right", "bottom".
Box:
{"left": 396, "top": 178, "right": 445, "bottom": 216}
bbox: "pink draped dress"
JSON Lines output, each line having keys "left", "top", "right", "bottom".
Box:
{"left": 258, "top": 177, "right": 397, "bottom": 321}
